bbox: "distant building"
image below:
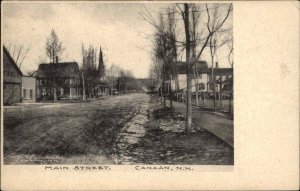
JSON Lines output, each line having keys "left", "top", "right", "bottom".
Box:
{"left": 94, "top": 80, "right": 109, "bottom": 96}
{"left": 163, "top": 61, "right": 233, "bottom": 100}
{"left": 207, "top": 67, "right": 233, "bottom": 93}
{"left": 22, "top": 76, "right": 36, "bottom": 103}
{"left": 3, "top": 46, "right": 23, "bottom": 105}
{"left": 166, "top": 61, "right": 209, "bottom": 93}
{"left": 35, "top": 62, "right": 82, "bottom": 100}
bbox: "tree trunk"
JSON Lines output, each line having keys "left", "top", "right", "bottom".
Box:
{"left": 175, "top": 76, "right": 179, "bottom": 101}
{"left": 184, "top": 4, "right": 192, "bottom": 134}
{"left": 81, "top": 72, "right": 86, "bottom": 101}
{"left": 220, "top": 89, "right": 222, "bottom": 111}
{"left": 53, "top": 86, "right": 57, "bottom": 102}
{"left": 169, "top": 75, "right": 173, "bottom": 114}
{"left": 160, "top": 83, "right": 163, "bottom": 105}
{"left": 211, "top": 59, "right": 216, "bottom": 111}
{"left": 229, "top": 92, "right": 232, "bottom": 117}
{"left": 163, "top": 73, "right": 166, "bottom": 108}
{"left": 186, "top": 73, "right": 192, "bottom": 133}
{"left": 193, "top": 66, "right": 199, "bottom": 107}
{"left": 203, "top": 92, "right": 205, "bottom": 108}
{"left": 195, "top": 88, "right": 199, "bottom": 106}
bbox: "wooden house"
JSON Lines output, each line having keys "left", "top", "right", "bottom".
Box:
{"left": 3, "top": 46, "right": 23, "bottom": 105}
{"left": 166, "top": 61, "right": 209, "bottom": 93}
{"left": 207, "top": 67, "right": 233, "bottom": 93}
{"left": 35, "top": 62, "right": 82, "bottom": 100}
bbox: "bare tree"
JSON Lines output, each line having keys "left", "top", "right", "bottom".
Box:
{"left": 227, "top": 34, "right": 233, "bottom": 68}
{"left": 183, "top": 3, "right": 193, "bottom": 133}
{"left": 5, "top": 43, "right": 31, "bottom": 70}
{"left": 176, "top": 3, "right": 232, "bottom": 133}
{"left": 149, "top": 56, "right": 163, "bottom": 103}
{"left": 143, "top": 3, "right": 232, "bottom": 133}
{"left": 207, "top": 5, "right": 233, "bottom": 110}
{"left": 46, "top": 29, "right": 65, "bottom": 63}
{"left": 153, "top": 8, "right": 178, "bottom": 110}
{"left": 81, "top": 44, "right": 99, "bottom": 97}
{"left": 26, "top": 70, "right": 36, "bottom": 77}
{"left": 140, "top": 5, "right": 181, "bottom": 109}
{"left": 106, "top": 64, "right": 121, "bottom": 95}
{"left": 190, "top": 4, "right": 202, "bottom": 106}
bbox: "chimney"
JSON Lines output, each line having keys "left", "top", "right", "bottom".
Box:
{"left": 55, "top": 56, "right": 58, "bottom": 64}
{"left": 215, "top": 62, "right": 219, "bottom": 69}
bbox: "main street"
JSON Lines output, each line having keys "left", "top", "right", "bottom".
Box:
{"left": 4, "top": 94, "right": 233, "bottom": 165}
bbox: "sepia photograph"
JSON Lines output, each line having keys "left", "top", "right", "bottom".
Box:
{"left": 2, "top": 1, "right": 299, "bottom": 190}
{"left": 2, "top": 2, "right": 234, "bottom": 165}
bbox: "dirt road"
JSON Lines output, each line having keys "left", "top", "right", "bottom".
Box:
{"left": 3, "top": 94, "right": 146, "bottom": 164}
{"left": 3, "top": 94, "right": 233, "bottom": 165}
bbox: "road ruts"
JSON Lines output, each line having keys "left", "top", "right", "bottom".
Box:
{"left": 114, "top": 95, "right": 151, "bottom": 164}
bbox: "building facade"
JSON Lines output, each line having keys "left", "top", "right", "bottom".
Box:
{"left": 163, "top": 61, "right": 233, "bottom": 100}
{"left": 207, "top": 68, "right": 233, "bottom": 93}
{"left": 167, "top": 61, "right": 209, "bottom": 93}
{"left": 94, "top": 80, "right": 110, "bottom": 96}
{"left": 35, "top": 62, "right": 82, "bottom": 101}
{"left": 3, "top": 47, "right": 23, "bottom": 105}
{"left": 22, "top": 76, "right": 36, "bottom": 103}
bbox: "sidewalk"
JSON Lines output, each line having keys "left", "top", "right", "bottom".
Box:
{"left": 171, "top": 101, "right": 234, "bottom": 148}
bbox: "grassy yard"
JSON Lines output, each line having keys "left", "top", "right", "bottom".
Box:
{"left": 191, "top": 98, "right": 233, "bottom": 113}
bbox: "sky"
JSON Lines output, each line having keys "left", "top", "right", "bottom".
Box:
{"left": 2, "top": 2, "right": 233, "bottom": 78}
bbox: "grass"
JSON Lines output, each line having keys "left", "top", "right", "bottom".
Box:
{"left": 191, "top": 98, "right": 233, "bottom": 113}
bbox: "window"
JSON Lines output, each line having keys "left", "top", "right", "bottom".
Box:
{"left": 199, "top": 83, "right": 205, "bottom": 90}
{"left": 65, "top": 79, "right": 70, "bottom": 85}
{"left": 23, "top": 89, "right": 26, "bottom": 98}
{"left": 30, "top": 90, "right": 33, "bottom": 99}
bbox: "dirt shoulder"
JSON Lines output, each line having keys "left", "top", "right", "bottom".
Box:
{"left": 115, "top": 95, "right": 233, "bottom": 165}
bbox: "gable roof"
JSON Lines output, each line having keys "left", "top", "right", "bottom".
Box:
{"left": 175, "top": 61, "right": 209, "bottom": 74}
{"left": 36, "top": 62, "right": 80, "bottom": 78}
{"left": 3, "top": 46, "right": 23, "bottom": 75}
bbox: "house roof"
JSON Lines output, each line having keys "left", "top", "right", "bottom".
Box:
{"left": 175, "top": 61, "right": 209, "bottom": 74}
{"left": 3, "top": 46, "right": 23, "bottom": 76}
{"left": 95, "top": 79, "right": 109, "bottom": 87}
{"left": 208, "top": 68, "right": 233, "bottom": 76}
{"left": 36, "top": 62, "right": 80, "bottom": 78}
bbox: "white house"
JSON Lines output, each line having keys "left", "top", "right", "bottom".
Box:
{"left": 165, "top": 61, "right": 233, "bottom": 99}
{"left": 166, "top": 61, "right": 209, "bottom": 93}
